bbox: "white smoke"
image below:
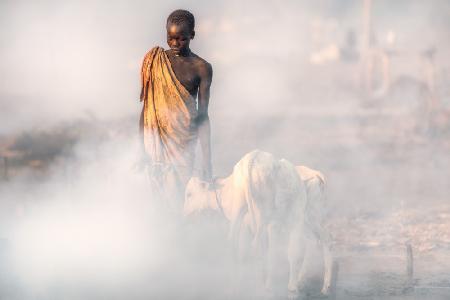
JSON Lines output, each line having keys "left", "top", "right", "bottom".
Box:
{"left": 1, "top": 0, "right": 450, "bottom": 299}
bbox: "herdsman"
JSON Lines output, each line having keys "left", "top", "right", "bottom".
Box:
{"left": 139, "top": 9, "right": 213, "bottom": 213}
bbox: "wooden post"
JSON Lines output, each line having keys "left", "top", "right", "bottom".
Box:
{"left": 361, "top": 0, "right": 374, "bottom": 98}
{"left": 330, "top": 260, "right": 339, "bottom": 299}
{"left": 2, "top": 157, "right": 8, "bottom": 180}
{"left": 406, "top": 243, "right": 414, "bottom": 285}
{"left": 362, "top": 0, "right": 373, "bottom": 55}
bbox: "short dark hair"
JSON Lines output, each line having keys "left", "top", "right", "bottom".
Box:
{"left": 166, "top": 9, "right": 195, "bottom": 32}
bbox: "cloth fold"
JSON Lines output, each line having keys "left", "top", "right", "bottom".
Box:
{"left": 140, "top": 46, "right": 198, "bottom": 211}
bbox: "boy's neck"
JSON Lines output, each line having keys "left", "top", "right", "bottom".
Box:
{"left": 174, "top": 48, "right": 191, "bottom": 57}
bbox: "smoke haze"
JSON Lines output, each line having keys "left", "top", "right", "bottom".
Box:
{"left": 1, "top": 0, "right": 450, "bottom": 299}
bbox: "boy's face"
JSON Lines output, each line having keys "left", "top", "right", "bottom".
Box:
{"left": 166, "top": 23, "right": 194, "bottom": 56}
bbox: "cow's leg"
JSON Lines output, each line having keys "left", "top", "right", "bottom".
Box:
{"left": 321, "top": 242, "right": 333, "bottom": 295}
{"left": 248, "top": 197, "right": 263, "bottom": 253}
{"left": 245, "top": 220, "right": 267, "bottom": 293}
{"left": 264, "top": 222, "right": 278, "bottom": 293}
{"left": 231, "top": 215, "right": 252, "bottom": 297}
{"left": 287, "top": 226, "right": 306, "bottom": 299}
{"left": 238, "top": 213, "right": 252, "bottom": 262}
{"left": 229, "top": 206, "right": 247, "bottom": 260}
{"left": 295, "top": 238, "right": 311, "bottom": 292}
{"left": 314, "top": 225, "right": 333, "bottom": 296}
{"left": 254, "top": 226, "right": 277, "bottom": 299}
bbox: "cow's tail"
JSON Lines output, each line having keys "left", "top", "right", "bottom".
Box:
{"left": 246, "top": 152, "right": 261, "bottom": 247}
{"left": 239, "top": 150, "right": 275, "bottom": 251}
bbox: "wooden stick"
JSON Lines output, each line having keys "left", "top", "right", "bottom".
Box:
{"left": 362, "top": 0, "right": 373, "bottom": 54}
{"left": 2, "top": 157, "right": 8, "bottom": 180}
{"left": 330, "top": 260, "right": 339, "bottom": 300}
{"left": 406, "top": 243, "right": 414, "bottom": 284}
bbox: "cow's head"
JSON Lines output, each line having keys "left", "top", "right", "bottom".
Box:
{"left": 183, "top": 177, "right": 216, "bottom": 217}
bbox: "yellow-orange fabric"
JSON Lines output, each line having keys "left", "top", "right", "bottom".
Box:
{"left": 140, "top": 46, "right": 198, "bottom": 211}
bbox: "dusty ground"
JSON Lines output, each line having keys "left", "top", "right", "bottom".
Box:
{"left": 328, "top": 206, "right": 450, "bottom": 300}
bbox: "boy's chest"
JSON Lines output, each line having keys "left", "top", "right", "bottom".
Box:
{"left": 169, "top": 59, "right": 200, "bottom": 95}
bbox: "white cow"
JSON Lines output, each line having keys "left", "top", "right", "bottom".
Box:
{"left": 183, "top": 150, "right": 333, "bottom": 297}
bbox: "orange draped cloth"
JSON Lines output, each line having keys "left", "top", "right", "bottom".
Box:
{"left": 140, "top": 46, "right": 198, "bottom": 211}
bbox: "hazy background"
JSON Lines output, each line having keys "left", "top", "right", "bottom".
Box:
{"left": 1, "top": 0, "right": 448, "bottom": 131}
{"left": 1, "top": 0, "right": 450, "bottom": 299}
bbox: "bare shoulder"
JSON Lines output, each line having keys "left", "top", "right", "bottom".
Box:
{"left": 191, "top": 53, "right": 213, "bottom": 78}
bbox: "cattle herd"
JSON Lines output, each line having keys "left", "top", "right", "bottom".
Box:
{"left": 183, "top": 150, "right": 335, "bottom": 299}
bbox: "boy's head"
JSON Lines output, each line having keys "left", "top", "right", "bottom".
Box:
{"left": 166, "top": 9, "right": 195, "bottom": 55}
